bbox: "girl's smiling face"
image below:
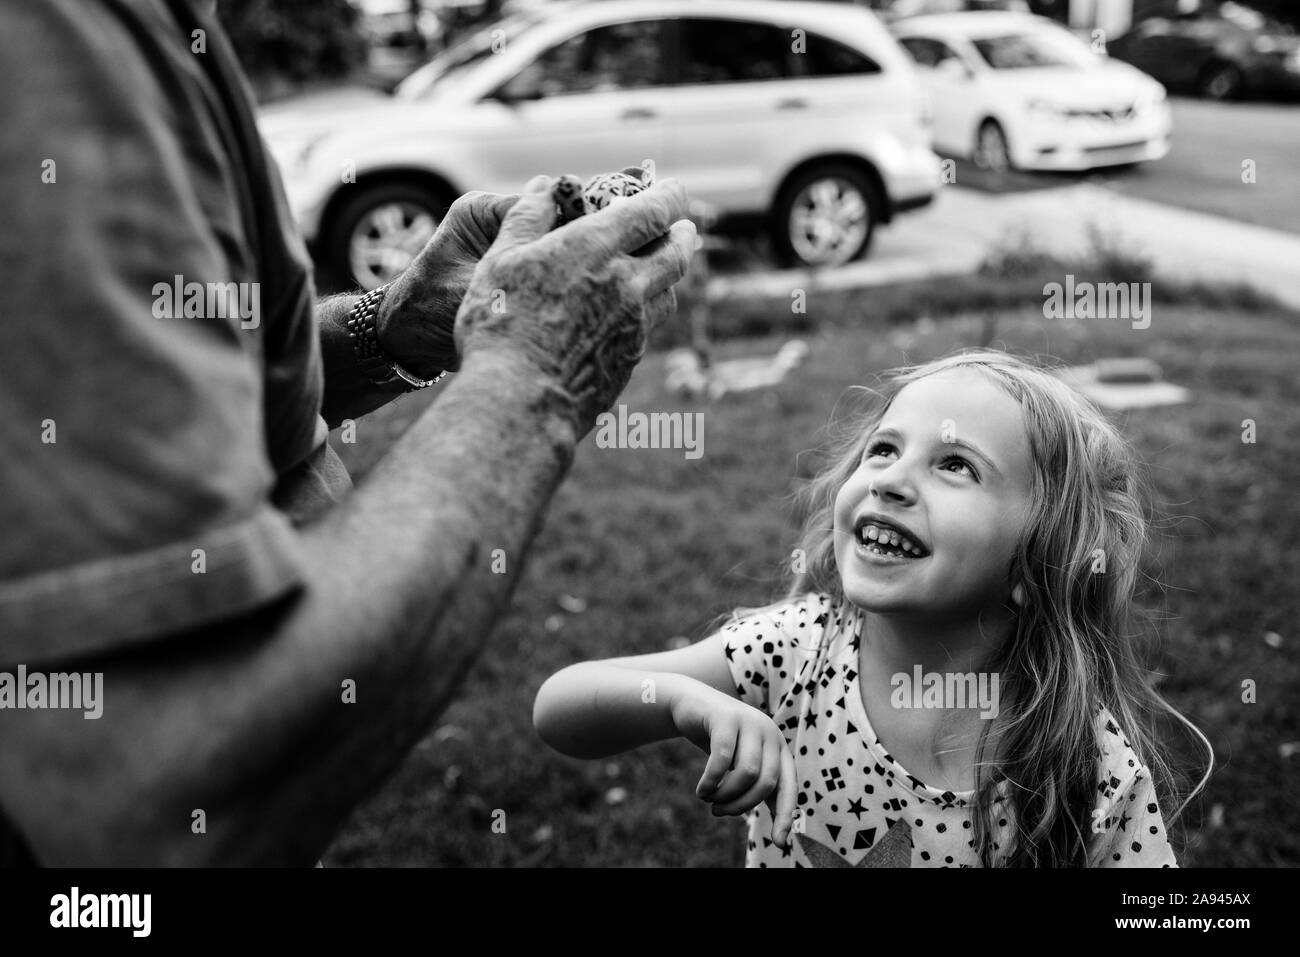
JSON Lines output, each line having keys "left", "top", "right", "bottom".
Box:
{"left": 834, "top": 368, "right": 1036, "bottom": 620}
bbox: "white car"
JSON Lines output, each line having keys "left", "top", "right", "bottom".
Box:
{"left": 260, "top": 0, "right": 940, "bottom": 288}
{"left": 892, "top": 12, "right": 1171, "bottom": 172}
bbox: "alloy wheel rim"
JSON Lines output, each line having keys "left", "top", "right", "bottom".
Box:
{"left": 788, "top": 177, "right": 869, "bottom": 267}
{"left": 349, "top": 202, "right": 438, "bottom": 289}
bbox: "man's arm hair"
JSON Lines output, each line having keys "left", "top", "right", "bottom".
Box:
{"left": 0, "top": 348, "right": 577, "bottom": 865}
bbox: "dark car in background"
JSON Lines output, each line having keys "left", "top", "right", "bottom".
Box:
{"left": 1107, "top": 1, "right": 1300, "bottom": 100}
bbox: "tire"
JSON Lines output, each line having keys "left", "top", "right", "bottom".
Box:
{"left": 1197, "top": 61, "right": 1243, "bottom": 101}
{"left": 323, "top": 181, "right": 453, "bottom": 290}
{"left": 771, "top": 163, "right": 880, "bottom": 269}
{"left": 973, "top": 119, "right": 1013, "bottom": 174}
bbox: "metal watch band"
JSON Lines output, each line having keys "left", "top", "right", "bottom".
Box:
{"left": 344, "top": 284, "right": 447, "bottom": 393}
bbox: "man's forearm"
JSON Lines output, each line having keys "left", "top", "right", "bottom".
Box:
{"left": 0, "top": 349, "right": 581, "bottom": 865}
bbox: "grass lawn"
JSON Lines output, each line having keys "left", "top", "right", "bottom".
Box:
{"left": 322, "top": 292, "right": 1300, "bottom": 868}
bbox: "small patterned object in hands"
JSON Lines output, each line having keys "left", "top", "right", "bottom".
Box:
{"left": 551, "top": 161, "right": 655, "bottom": 223}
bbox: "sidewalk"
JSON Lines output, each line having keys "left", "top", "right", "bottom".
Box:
{"left": 709, "top": 183, "right": 1300, "bottom": 309}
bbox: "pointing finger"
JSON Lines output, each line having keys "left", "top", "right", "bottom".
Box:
{"left": 770, "top": 742, "right": 798, "bottom": 848}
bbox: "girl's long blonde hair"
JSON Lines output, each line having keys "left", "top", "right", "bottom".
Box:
{"left": 785, "top": 349, "right": 1212, "bottom": 867}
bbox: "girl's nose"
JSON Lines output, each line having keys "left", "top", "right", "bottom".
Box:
{"left": 870, "top": 463, "right": 917, "bottom": 506}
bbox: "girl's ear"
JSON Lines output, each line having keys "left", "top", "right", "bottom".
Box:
{"left": 1011, "top": 583, "right": 1026, "bottom": 608}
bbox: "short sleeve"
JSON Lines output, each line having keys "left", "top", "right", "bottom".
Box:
{"left": 0, "top": 0, "right": 308, "bottom": 665}
{"left": 719, "top": 594, "right": 828, "bottom": 716}
{"left": 1088, "top": 766, "right": 1178, "bottom": 868}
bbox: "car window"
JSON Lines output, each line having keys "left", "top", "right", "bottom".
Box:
{"left": 795, "top": 30, "right": 881, "bottom": 77}
{"left": 1218, "top": 2, "right": 1290, "bottom": 33}
{"left": 677, "top": 18, "right": 790, "bottom": 84}
{"left": 1183, "top": 19, "right": 1233, "bottom": 40}
{"left": 898, "top": 36, "right": 962, "bottom": 68}
{"left": 396, "top": 11, "right": 542, "bottom": 98}
{"left": 1131, "top": 18, "right": 1171, "bottom": 39}
{"left": 528, "top": 19, "right": 668, "bottom": 96}
{"left": 971, "top": 29, "right": 1097, "bottom": 69}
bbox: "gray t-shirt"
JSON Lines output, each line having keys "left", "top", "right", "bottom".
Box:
{"left": 0, "top": 0, "right": 350, "bottom": 862}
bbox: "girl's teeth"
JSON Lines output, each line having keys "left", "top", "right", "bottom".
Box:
{"left": 860, "top": 523, "right": 924, "bottom": 555}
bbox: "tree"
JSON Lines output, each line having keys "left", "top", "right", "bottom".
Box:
{"left": 216, "top": 0, "right": 367, "bottom": 99}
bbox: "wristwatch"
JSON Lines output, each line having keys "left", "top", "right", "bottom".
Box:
{"left": 345, "top": 284, "right": 447, "bottom": 393}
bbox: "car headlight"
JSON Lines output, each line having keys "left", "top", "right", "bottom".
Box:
{"left": 1286, "top": 49, "right": 1300, "bottom": 72}
{"left": 1140, "top": 85, "right": 1168, "bottom": 112}
{"left": 1254, "top": 35, "right": 1281, "bottom": 54}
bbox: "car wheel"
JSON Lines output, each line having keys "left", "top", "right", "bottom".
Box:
{"left": 325, "top": 182, "right": 452, "bottom": 290}
{"left": 1197, "top": 62, "right": 1243, "bottom": 100}
{"left": 772, "top": 164, "right": 879, "bottom": 269}
{"left": 973, "top": 120, "right": 1012, "bottom": 174}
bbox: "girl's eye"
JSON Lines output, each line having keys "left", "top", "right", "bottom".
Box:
{"left": 863, "top": 441, "right": 896, "bottom": 461}
{"left": 941, "top": 456, "right": 978, "bottom": 480}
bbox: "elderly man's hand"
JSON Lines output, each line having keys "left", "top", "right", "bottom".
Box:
{"left": 375, "top": 190, "right": 521, "bottom": 378}
{"left": 455, "top": 174, "right": 695, "bottom": 435}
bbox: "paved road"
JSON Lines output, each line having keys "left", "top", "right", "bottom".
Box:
{"left": 1096, "top": 97, "right": 1300, "bottom": 235}
{"left": 943, "top": 97, "right": 1300, "bottom": 235}
{"left": 710, "top": 181, "right": 1300, "bottom": 309}
{"left": 711, "top": 97, "right": 1300, "bottom": 308}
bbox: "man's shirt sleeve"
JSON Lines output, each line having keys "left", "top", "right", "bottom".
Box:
{"left": 0, "top": 0, "right": 310, "bottom": 666}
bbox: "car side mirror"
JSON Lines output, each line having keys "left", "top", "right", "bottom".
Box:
{"left": 492, "top": 68, "right": 546, "bottom": 104}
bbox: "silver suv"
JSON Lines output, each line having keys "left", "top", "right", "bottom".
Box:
{"left": 261, "top": 0, "right": 941, "bottom": 287}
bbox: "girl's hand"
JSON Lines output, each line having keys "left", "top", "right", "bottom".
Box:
{"left": 670, "top": 684, "right": 799, "bottom": 849}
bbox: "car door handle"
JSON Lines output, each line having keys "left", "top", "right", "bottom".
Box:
{"left": 620, "top": 107, "right": 658, "bottom": 120}
{"left": 776, "top": 98, "right": 808, "bottom": 110}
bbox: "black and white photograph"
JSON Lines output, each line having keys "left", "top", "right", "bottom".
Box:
{"left": 0, "top": 0, "right": 1294, "bottom": 927}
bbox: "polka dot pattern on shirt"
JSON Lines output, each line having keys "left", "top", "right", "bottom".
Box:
{"left": 718, "top": 593, "right": 1179, "bottom": 868}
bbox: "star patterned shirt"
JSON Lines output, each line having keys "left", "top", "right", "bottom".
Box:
{"left": 718, "top": 593, "right": 1179, "bottom": 868}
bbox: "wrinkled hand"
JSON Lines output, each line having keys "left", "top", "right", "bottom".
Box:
{"left": 454, "top": 174, "right": 696, "bottom": 435}
{"left": 376, "top": 190, "right": 521, "bottom": 378}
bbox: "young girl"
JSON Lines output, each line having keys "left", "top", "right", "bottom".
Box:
{"left": 534, "top": 350, "right": 1212, "bottom": 867}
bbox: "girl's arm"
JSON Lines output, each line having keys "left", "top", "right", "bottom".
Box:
{"left": 533, "top": 633, "right": 737, "bottom": 759}
{"left": 533, "top": 632, "right": 799, "bottom": 846}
